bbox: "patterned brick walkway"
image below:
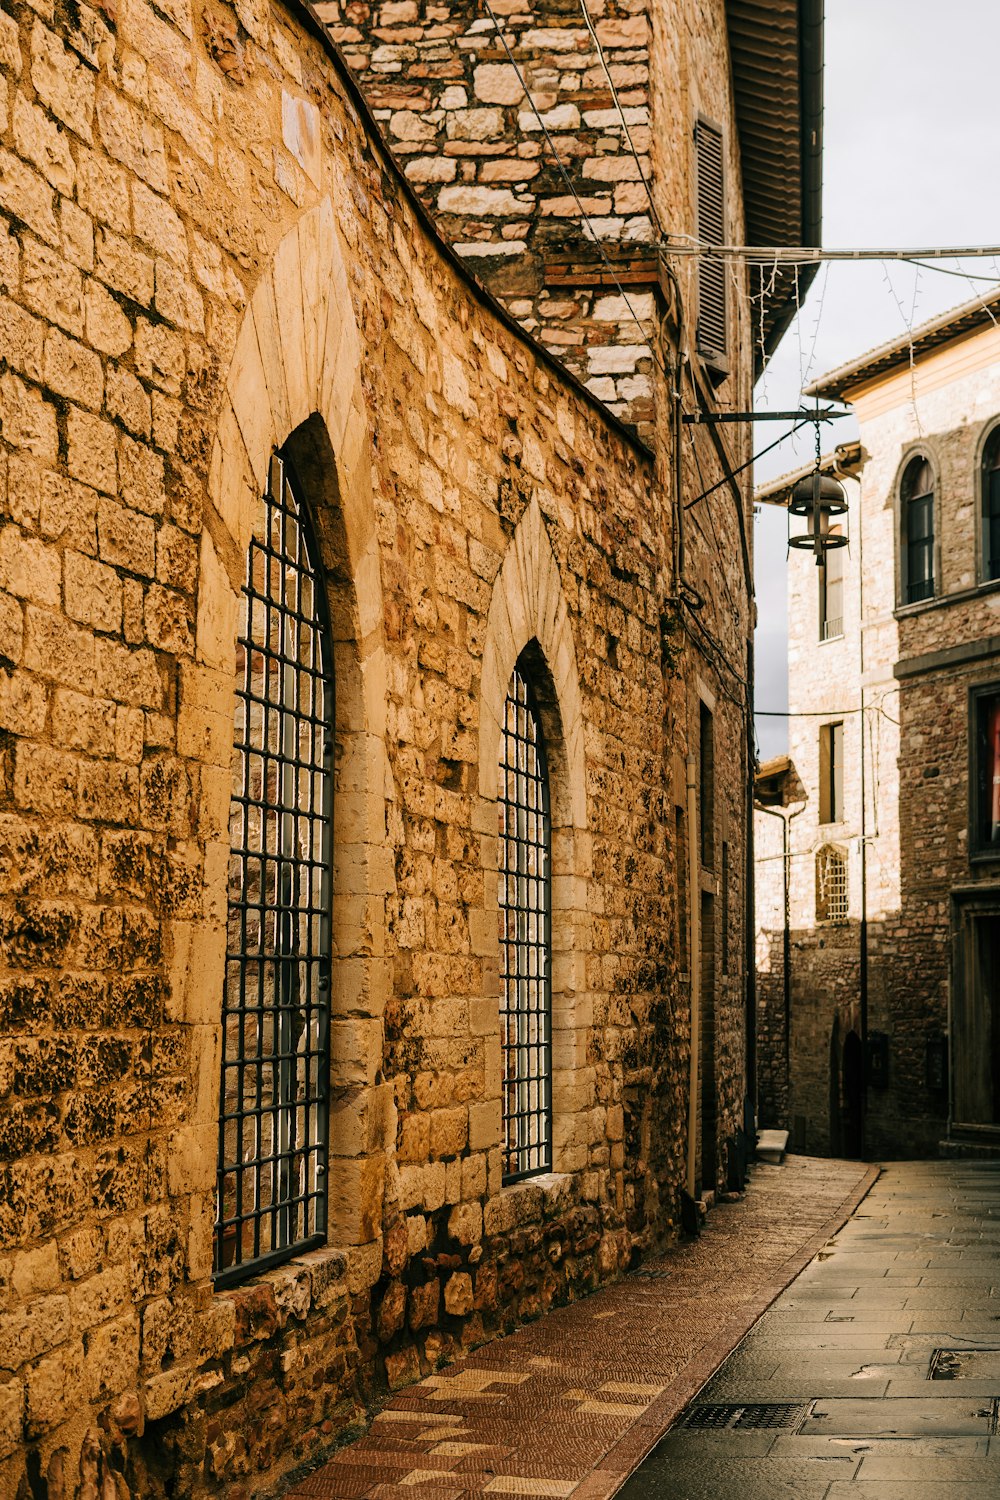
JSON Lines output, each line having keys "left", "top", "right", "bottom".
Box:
{"left": 285, "top": 1158, "right": 877, "bottom": 1500}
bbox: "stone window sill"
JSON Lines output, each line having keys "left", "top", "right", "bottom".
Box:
{"left": 216, "top": 1242, "right": 351, "bottom": 1322}
{"left": 485, "top": 1172, "right": 573, "bottom": 1234}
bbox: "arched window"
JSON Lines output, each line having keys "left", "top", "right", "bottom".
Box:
{"left": 815, "top": 844, "right": 848, "bottom": 923}
{"left": 981, "top": 425, "right": 1000, "bottom": 582}
{"left": 900, "top": 454, "right": 935, "bottom": 604}
{"left": 498, "top": 661, "right": 552, "bottom": 1182}
{"left": 215, "top": 453, "right": 334, "bottom": 1286}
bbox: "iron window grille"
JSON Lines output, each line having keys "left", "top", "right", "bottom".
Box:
{"left": 901, "top": 455, "right": 935, "bottom": 604}
{"left": 498, "top": 664, "right": 552, "bottom": 1183}
{"left": 214, "top": 453, "right": 334, "bottom": 1288}
{"left": 816, "top": 844, "right": 848, "bottom": 923}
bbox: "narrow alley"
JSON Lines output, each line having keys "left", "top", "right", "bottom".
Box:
{"left": 286, "top": 1160, "right": 1000, "bottom": 1500}
{"left": 283, "top": 1157, "right": 873, "bottom": 1499}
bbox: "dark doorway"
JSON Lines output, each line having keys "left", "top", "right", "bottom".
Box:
{"left": 843, "top": 1030, "right": 864, "bottom": 1158}
{"left": 953, "top": 902, "right": 1000, "bottom": 1127}
{"left": 829, "top": 1016, "right": 843, "bottom": 1157}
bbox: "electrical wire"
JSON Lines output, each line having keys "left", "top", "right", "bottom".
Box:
{"left": 756, "top": 705, "right": 900, "bottom": 727}
{"left": 480, "top": 0, "right": 664, "bottom": 378}
{"left": 908, "top": 259, "right": 1000, "bottom": 285}
{"left": 573, "top": 0, "right": 665, "bottom": 242}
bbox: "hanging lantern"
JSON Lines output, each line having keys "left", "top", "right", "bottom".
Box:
{"left": 788, "top": 422, "right": 850, "bottom": 564}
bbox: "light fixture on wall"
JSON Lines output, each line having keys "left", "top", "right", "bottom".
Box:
{"left": 788, "top": 421, "right": 849, "bottom": 564}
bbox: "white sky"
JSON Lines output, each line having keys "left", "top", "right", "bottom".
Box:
{"left": 751, "top": 0, "right": 1000, "bottom": 759}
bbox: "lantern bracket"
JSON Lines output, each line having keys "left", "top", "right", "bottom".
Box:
{"left": 682, "top": 408, "right": 848, "bottom": 425}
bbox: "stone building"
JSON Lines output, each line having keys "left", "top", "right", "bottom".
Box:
{"left": 0, "top": 0, "right": 819, "bottom": 1496}
{"left": 755, "top": 294, "right": 1000, "bottom": 1161}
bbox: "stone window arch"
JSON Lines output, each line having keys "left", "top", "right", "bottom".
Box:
{"left": 815, "top": 843, "right": 848, "bottom": 923}
{"left": 185, "top": 201, "right": 392, "bottom": 1277}
{"left": 479, "top": 501, "right": 590, "bottom": 1181}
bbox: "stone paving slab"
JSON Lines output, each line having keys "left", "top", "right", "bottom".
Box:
{"left": 619, "top": 1161, "right": 1000, "bottom": 1500}
{"left": 282, "top": 1158, "right": 876, "bottom": 1500}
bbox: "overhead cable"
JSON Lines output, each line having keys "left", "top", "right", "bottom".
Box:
{"left": 480, "top": 0, "right": 663, "bottom": 373}
{"left": 573, "top": 0, "right": 665, "bottom": 241}
{"left": 661, "top": 243, "right": 1000, "bottom": 262}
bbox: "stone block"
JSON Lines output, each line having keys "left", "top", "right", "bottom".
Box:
{"left": 13, "top": 93, "right": 75, "bottom": 196}
{"left": 443, "top": 1270, "right": 473, "bottom": 1316}
{"left": 64, "top": 550, "right": 122, "bottom": 633}
{"left": 0, "top": 1377, "right": 22, "bottom": 1461}
{"left": 30, "top": 20, "right": 95, "bottom": 142}
{"left": 24, "top": 1339, "right": 85, "bottom": 1436}
{"left": 407, "top": 1276, "right": 438, "bottom": 1332}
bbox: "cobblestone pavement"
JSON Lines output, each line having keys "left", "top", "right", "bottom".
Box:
{"left": 284, "top": 1157, "right": 875, "bottom": 1500}
{"left": 622, "top": 1160, "right": 1000, "bottom": 1500}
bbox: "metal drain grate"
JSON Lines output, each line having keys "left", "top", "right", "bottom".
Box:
{"left": 631, "top": 1267, "right": 671, "bottom": 1280}
{"left": 677, "top": 1403, "right": 809, "bottom": 1431}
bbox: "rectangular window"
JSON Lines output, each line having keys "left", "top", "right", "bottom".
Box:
{"left": 906, "top": 493, "right": 934, "bottom": 603}
{"left": 700, "top": 701, "right": 715, "bottom": 867}
{"left": 971, "top": 685, "right": 1000, "bottom": 859}
{"left": 695, "top": 117, "right": 726, "bottom": 368}
{"left": 819, "top": 721, "right": 844, "bottom": 824}
{"left": 819, "top": 540, "right": 844, "bottom": 641}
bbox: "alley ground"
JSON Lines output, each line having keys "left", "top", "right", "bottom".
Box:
{"left": 622, "top": 1160, "right": 1000, "bottom": 1499}
{"left": 285, "top": 1157, "right": 875, "bottom": 1500}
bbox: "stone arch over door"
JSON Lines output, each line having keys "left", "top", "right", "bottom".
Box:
{"left": 478, "top": 499, "right": 591, "bottom": 1178}
{"left": 182, "top": 197, "right": 392, "bottom": 1253}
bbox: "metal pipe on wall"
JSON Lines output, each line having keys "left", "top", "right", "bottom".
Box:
{"left": 686, "top": 751, "right": 702, "bottom": 1198}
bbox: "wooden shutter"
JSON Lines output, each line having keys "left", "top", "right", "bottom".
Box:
{"left": 695, "top": 118, "right": 726, "bottom": 366}
{"left": 819, "top": 721, "right": 844, "bottom": 824}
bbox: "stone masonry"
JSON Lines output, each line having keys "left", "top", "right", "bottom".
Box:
{"left": 318, "top": 0, "right": 750, "bottom": 443}
{"left": 0, "top": 0, "right": 760, "bottom": 1495}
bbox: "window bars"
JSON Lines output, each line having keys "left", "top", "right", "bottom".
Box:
{"left": 816, "top": 845, "right": 848, "bottom": 923}
{"left": 498, "top": 666, "right": 552, "bottom": 1182}
{"left": 215, "top": 453, "right": 334, "bottom": 1287}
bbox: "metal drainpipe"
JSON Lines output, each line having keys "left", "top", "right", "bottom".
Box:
{"left": 686, "top": 752, "right": 701, "bottom": 1199}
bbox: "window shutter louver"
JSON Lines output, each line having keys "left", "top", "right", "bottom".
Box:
{"left": 695, "top": 118, "right": 727, "bottom": 366}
